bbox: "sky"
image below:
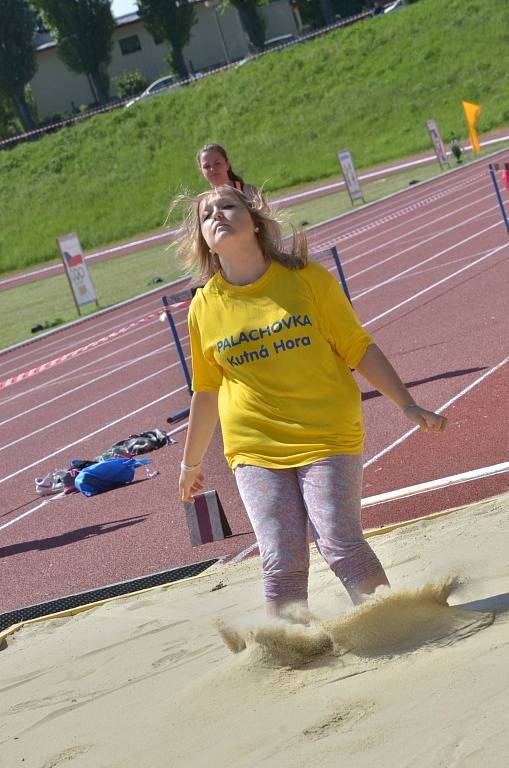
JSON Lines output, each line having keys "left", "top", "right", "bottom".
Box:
{"left": 111, "top": 0, "right": 138, "bottom": 18}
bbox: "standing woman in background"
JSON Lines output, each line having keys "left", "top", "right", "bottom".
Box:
{"left": 197, "top": 143, "right": 259, "bottom": 199}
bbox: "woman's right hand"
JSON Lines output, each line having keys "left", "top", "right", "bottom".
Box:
{"left": 179, "top": 465, "right": 205, "bottom": 501}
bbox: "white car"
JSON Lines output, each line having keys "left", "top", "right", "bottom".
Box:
{"left": 263, "top": 33, "right": 296, "bottom": 50}
{"left": 124, "top": 75, "right": 180, "bottom": 108}
{"left": 384, "top": 0, "right": 405, "bottom": 12}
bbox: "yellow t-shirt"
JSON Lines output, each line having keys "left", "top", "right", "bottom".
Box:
{"left": 188, "top": 260, "right": 372, "bottom": 470}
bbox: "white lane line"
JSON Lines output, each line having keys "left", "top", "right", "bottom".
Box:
{"left": 0, "top": 312, "right": 188, "bottom": 408}
{"left": 364, "top": 241, "right": 508, "bottom": 328}
{"left": 349, "top": 205, "right": 498, "bottom": 283}
{"left": 0, "top": 328, "right": 168, "bottom": 408}
{"left": 0, "top": 493, "right": 66, "bottom": 532}
{"left": 350, "top": 251, "right": 491, "bottom": 297}
{"left": 338, "top": 177, "right": 490, "bottom": 259}
{"left": 0, "top": 347, "right": 163, "bottom": 426}
{"left": 0, "top": 384, "right": 189, "bottom": 485}
{"left": 0, "top": 351, "right": 191, "bottom": 451}
{"left": 354, "top": 220, "right": 500, "bottom": 301}
{"left": 363, "top": 354, "right": 509, "bottom": 469}
{"left": 0, "top": 420, "right": 189, "bottom": 533}
{"left": 342, "top": 188, "right": 494, "bottom": 267}
{"left": 361, "top": 462, "right": 509, "bottom": 508}
{"left": 308, "top": 172, "right": 486, "bottom": 254}
{"left": 0, "top": 341, "right": 186, "bottom": 428}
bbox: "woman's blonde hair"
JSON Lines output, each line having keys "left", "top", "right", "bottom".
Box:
{"left": 172, "top": 185, "right": 308, "bottom": 284}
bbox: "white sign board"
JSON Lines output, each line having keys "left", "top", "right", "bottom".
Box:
{"left": 337, "top": 149, "right": 364, "bottom": 204}
{"left": 426, "top": 119, "right": 449, "bottom": 169}
{"left": 57, "top": 233, "right": 97, "bottom": 312}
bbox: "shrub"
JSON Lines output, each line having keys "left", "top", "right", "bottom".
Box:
{"left": 114, "top": 70, "right": 149, "bottom": 99}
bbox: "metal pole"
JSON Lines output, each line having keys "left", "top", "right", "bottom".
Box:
{"left": 161, "top": 296, "right": 193, "bottom": 393}
{"left": 330, "top": 246, "right": 352, "bottom": 303}
{"left": 488, "top": 163, "right": 509, "bottom": 237}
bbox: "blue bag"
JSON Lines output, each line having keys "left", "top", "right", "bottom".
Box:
{"left": 75, "top": 457, "right": 151, "bottom": 497}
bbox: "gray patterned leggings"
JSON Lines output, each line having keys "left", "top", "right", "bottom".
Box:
{"left": 235, "top": 455, "right": 387, "bottom": 603}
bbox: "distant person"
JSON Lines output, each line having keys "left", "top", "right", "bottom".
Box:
{"left": 372, "top": 1, "right": 384, "bottom": 15}
{"left": 196, "top": 143, "right": 258, "bottom": 200}
{"left": 177, "top": 184, "right": 447, "bottom": 617}
{"left": 450, "top": 132, "right": 463, "bottom": 164}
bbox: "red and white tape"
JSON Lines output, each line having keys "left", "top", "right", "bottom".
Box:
{"left": 0, "top": 300, "right": 191, "bottom": 391}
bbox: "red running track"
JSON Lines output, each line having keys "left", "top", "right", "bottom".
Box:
{"left": 1, "top": 153, "right": 508, "bottom": 614}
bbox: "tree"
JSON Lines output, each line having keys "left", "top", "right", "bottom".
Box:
{"left": 137, "top": 0, "right": 196, "bottom": 80}
{"left": 0, "top": 0, "right": 37, "bottom": 131}
{"left": 0, "top": 91, "right": 22, "bottom": 139}
{"left": 32, "top": 0, "right": 115, "bottom": 104}
{"left": 317, "top": 0, "right": 335, "bottom": 25}
{"left": 228, "top": 0, "right": 265, "bottom": 51}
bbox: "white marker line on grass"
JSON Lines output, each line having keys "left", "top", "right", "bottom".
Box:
{"left": 0, "top": 384, "right": 189, "bottom": 485}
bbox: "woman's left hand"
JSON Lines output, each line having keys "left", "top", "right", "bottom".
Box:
{"left": 403, "top": 404, "right": 447, "bottom": 432}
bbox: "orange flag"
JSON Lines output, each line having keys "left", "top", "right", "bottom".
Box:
{"left": 462, "top": 100, "right": 482, "bottom": 153}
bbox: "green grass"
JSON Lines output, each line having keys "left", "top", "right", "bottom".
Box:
{"left": 0, "top": 242, "right": 183, "bottom": 349}
{"left": 284, "top": 161, "right": 450, "bottom": 227}
{"left": 2, "top": 149, "right": 501, "bottom": 350}
{"left": 1, "top": 0, "right": 509, "bottom": 274}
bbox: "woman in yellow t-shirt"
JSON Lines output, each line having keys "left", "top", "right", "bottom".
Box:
{"left": 177, "top": 185, "right": 447, "bottom": 615}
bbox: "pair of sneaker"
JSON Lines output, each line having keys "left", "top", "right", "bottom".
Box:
{"left": 35, "top": 469, "right": 69, "bottom": 496}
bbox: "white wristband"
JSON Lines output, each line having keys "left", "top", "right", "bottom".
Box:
{"left": 181, "top": 461, "right": 201, "bottom": 472}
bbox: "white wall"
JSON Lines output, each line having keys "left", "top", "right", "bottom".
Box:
{"left": 30, "top": 1, "right": 299, "bottom": 119}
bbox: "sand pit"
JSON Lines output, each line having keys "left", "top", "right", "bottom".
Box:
{"left": 2, "top": 493, "right": 509, "bottom": 767}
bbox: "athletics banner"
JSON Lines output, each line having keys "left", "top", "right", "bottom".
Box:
{"left": 337, "top": 149, "right": 364, "bottom": 204}
{"left": 57, "top": 233, "right": 98, "bottom": 313}
{"left": 426, "top": 119, "right": 450, "bottom": 169}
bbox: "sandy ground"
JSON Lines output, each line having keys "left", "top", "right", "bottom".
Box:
{"left": 1, "top": 493, "right": 509, "bottom": 768}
